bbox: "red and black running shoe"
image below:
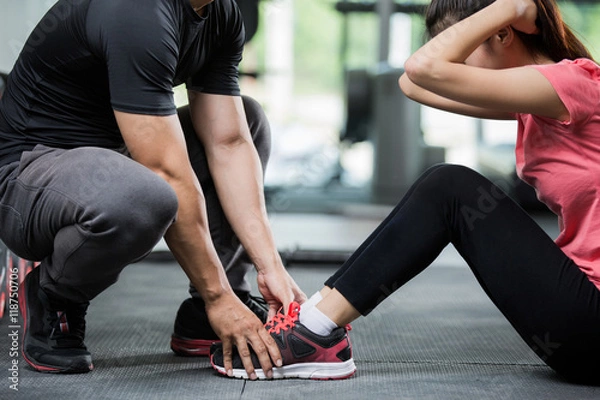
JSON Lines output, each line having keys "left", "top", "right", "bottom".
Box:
{"left": 210, "top": 302, "right": 356, "bottom": 380}
{"left": 20, "top": 267, "right": 93, "bottom": 373}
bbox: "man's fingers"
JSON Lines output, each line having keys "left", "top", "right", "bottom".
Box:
{"left": 221, "top": 339, "right": 234, "bottom": 377}
{"left": 248, "top": 334, "right": 274, "bottom": 379}
{"left": 259, "top": 327, "right": 282, "bottom": 368}
{"left": 295, "top": 288, "right": 308, "bottom": 304}
{"left": 268, "top": 305, "right": 277, "bottom": 321}
{"left": 235, "top": 339, "right": 259, "bottom": 380}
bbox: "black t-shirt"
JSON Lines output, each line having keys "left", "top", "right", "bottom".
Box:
{"left": 0, "top": 0, "right": 244, "bottom": 167}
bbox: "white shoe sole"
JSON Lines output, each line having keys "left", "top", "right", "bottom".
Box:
{"left": 213, "top": 359, "right": 356, "bottom": 380}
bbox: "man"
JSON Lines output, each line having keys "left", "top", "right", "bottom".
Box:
{"left": 0, "top": 0, "right": 305, "bottom": 379}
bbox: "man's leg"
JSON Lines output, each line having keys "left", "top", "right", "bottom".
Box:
{"left": 0, "top": 145, "right": 178, "bottom": 373}
{"left": 171, "top": 96, "right": 271, "bottom": 356}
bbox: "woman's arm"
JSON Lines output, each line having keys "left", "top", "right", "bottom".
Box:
{"left": 403, "top": 0, "right": 568, "bottom": 121}
{"left": 399, "top": 73, "right": 515, "bottom": 120}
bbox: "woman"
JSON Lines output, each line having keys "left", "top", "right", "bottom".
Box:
{"left": 212, "top": 0, "right": 600, "bottom": 384}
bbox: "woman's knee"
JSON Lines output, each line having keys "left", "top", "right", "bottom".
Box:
{"left": 416, "top": 164, "right": 486, "bottom": 196}
{"left": 415, "top": 164, "right": 511, "bottom": 221}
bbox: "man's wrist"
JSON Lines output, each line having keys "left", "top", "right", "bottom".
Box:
{"left": 200, "top": 284, "right": 234, "bottom": 306}
{"left": 253, "top": 252, "right": 285, "bottom": 274}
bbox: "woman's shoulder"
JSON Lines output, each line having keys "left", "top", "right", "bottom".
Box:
{"left": 538, "top": 58, "right": 600, "bottom": 80}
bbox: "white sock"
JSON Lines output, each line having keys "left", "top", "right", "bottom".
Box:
{"left": 301, "top": 291, "right": 323, "bottom": 310}
{"left": 299, "top": 302, "right": 338, "bottom": 336}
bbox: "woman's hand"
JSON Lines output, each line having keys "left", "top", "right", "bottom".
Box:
{"left": 510, "top": 0, "right": 539, "bottom": 35}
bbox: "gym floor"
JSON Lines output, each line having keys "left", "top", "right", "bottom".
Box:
{"left": 2, "top": 208, "right": 600, "bottom": 399}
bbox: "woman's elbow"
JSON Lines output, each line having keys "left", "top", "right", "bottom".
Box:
{"left": 403, "top": 55, "right": 435, "bottom": 87}
{"left": 398, "top": 72, "right": 424, "bottom": 103}
{"left": 398, "top": 73, "right": 414, "bottom": 98}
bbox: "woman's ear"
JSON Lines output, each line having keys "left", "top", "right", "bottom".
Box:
{"left": 494, "top": 26, "right": 515, "bottom": 47}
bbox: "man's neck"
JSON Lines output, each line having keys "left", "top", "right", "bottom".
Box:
{"left": 190, "top": 0, "right": 212, "bottom": 16}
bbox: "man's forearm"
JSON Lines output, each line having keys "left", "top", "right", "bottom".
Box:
{"left": 207, "top": 138, "right": 282, "bottom": 273}
{"left": 163, "top": 179, "right": 233, "bottom": 303}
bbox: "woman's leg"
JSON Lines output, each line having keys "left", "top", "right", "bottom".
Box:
{"left": 319, "top": 164, "right": 600, "bottom": 383}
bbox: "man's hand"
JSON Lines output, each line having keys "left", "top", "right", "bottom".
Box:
{"left": 205, "top": 292, "right": 282, "bottom": 379}
{"left": 257, "top": 266, "right": 307, "bottom": 320}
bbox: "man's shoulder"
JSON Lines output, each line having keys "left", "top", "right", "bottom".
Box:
{"left": 93, "top": 0, "right": 179, "bottom": 22}
{"left": 211, "top": 0, "right": 242, "bottom": 18}
{"left": 89, "top": 0, "right": 182, "bottom": 36}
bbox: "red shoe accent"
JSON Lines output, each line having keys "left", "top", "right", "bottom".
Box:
{"left": 170, "top": 335, "right": 221, "bottom": 356}
{"left": 1, "top": 251, "right": 39, "bottom": 320}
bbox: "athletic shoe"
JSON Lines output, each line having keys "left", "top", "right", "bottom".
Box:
{"left": 170, "top": 293, "right": 269, "bottom": 356}
{"left": 210, "top": 302, "right": 356, "bottom": 380}
{"left": 20, "top": 267, "right": 93, "bottom": 373}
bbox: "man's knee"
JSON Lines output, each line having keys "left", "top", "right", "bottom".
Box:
{"left": 101, "top": 173, "right": 178, "bottom": 247}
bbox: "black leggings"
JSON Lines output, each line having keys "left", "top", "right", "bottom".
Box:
{"left": 326, "top": 164, "right": 600, "bottom": 384}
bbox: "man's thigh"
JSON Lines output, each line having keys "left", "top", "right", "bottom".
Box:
{"left": 0, "top": 145, "right": 147, "bottom": 260}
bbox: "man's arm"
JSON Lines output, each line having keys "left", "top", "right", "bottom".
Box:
{"left": 113, "top": 110, "right": 281, "bottom": 379}
{"left": 187, "top": 91, "right": 305, "bottom": 312}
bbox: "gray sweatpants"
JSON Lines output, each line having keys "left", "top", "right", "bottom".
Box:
{"left": 0, "top": 96, "right": 270, "bottom": 303}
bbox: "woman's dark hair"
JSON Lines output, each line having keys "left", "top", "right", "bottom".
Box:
{"left": 424, "top": 0, "right": 594, "bottom": 62}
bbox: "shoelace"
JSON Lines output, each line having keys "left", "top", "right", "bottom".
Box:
{"left": 266, "top": 301, "right": 300, "bottom": 334}
{"left": 264, "top": 309, "right": 283, "bottom": 331}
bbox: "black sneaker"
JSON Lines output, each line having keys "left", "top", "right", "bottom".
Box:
{"left": 210, "top": 302, "right": 356, "bottom": 380}
{"left": 170, "top": 293, "right": 269, "bottom": 356}
{"left": 20, "top": 267, "right": 93, "bottom": 373}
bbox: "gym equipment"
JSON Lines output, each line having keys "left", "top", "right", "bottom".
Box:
{"left": 337, "top": 1, "right": 445, "bottom": 204}
{"left": 146, "top": 245, "right": 353, "bottom": 267}
{"left": 279, "top": 247, "right": 353, "bottom": 267}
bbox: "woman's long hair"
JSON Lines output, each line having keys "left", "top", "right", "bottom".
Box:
{"left": 424, "top": 0, "right": 593, "bottom": 62}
